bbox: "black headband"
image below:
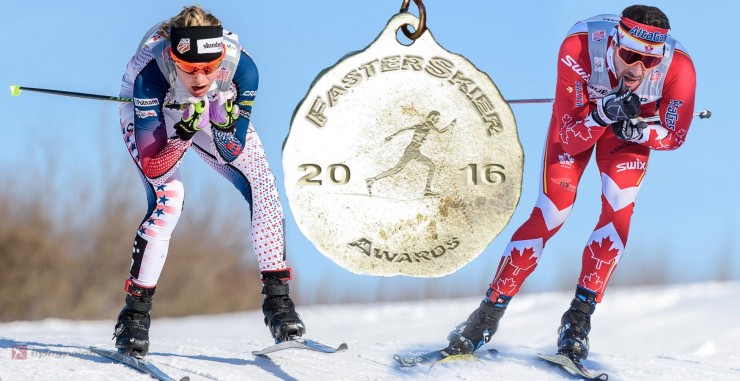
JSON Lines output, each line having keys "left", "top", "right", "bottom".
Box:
{"left": 170, "top": 25, "right": 224, "bottom": 63}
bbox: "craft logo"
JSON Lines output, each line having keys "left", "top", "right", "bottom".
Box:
{"left": 11, "top": 345, "right": 27, "bottom": 360}
{"left": 176, "top": 38, "right": 190, "bottom": 54}
{"left": 591, "top": 30, "right": 605, "bottom": 41}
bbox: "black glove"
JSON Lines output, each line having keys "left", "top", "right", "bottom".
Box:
{"left": 611, "top": 119, "right": 647, "bottom": 142}
{"left": 591, "top": 81, "right": 641, "bottom": 126}
{"left": 174, "top": 99, "right": 209, "bottom": 140}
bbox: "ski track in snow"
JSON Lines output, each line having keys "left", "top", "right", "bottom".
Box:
{"left": 1, "top": 281, "right": 739, "bottom": 380}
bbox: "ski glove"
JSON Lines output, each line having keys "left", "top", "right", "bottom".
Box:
{"left": 611, "top": 119, "right": 647, "bottom": 142}
{"left": 174, "top": 98, "right": 210, "bottom": 140}
{"left": 209, "top": 91, "right": 239, "bottom": 132}
{"left": 591, "top": 81, "right": 641, "bottom": 126}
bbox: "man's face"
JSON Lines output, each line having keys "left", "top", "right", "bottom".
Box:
{"left": 612, "top": 41, "right": 661, "bottom": 91}
{"left": 176, "top": 67, "right": 220, "bottom": 98}
{"left": 429, "top": 114, "right": 440, "bottom": 124}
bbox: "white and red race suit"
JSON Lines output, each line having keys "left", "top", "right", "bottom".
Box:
{"left": 119, "top": 24, "right": 289, "bottom": 287}
{"left": 488, "top": 15, "right": 696, "bottom": 302}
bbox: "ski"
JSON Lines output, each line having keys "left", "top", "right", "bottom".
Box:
{"left": 537, "top": 353, "right": 608, "bottom": 380}
{"left": 89, "top": 346, "right": 189, "bottom": 381}
{"left": 394, "top": 347, "right": 498, "bottom": 367}
{"left": 252, "top": 338, "right": 348, "bottom": 356}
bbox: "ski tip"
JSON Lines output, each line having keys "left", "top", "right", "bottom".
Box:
{"left": 9, "top": 85, "right": 22, "bottom": 97}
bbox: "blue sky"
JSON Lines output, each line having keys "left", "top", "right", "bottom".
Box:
{"left": 3, "top": 1, "right": 736, "bottom": 303}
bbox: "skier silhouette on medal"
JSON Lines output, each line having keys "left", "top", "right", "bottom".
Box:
{"left": 366, "top": 111, "right": 455, "bottom": 197}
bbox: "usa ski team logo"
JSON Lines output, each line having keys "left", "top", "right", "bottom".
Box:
{"left": 177, "top": 38, "right": 191, "bottom": 54}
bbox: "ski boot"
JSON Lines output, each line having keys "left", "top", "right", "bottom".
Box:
{"left": 446, "top": 291, "right": 511, "bottom": 354}
{"left": 113, "top": 278, "right": 155, "bottom": 358}
{"left": 261, "top": 268, "right": 305, "bottom": 343}
{"left": 557, "top": 287, "right": 597, "bottom": 361}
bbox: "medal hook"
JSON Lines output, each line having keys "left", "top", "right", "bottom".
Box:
{"left": 399, "top": 0, "right": 427, "bottom": 40}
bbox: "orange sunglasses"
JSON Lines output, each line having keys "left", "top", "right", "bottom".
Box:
{"left": 169, "top": 46, "right": 226, "bottom": 75}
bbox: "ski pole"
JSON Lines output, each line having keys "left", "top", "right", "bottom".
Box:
{"left": 11, "top": 85, "right": 712, "bottom": 122}
{"left": 639, "top": 109, "right": 712, "bottom": 123}
{"left": 506, "top": 98, "right": 555, "bottom": 104}
{"left": 505, "top": 95, "right": 712, "bottom": 121}
{"left": 9, "top": 85, "right": 182, "bottom": 109}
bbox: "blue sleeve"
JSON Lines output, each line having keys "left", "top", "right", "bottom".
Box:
{"left": 133, "top": 61, "right": 171, "bottom": 165}
{"left": 232, "top": 50, "right": 259, "bottom": 144}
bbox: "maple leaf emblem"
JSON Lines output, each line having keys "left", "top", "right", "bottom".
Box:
{"left": 495, "top": 278, "right": 517, "bottom": 295}
{"left": 509, "top": 247, "right": 537, "bottom": 275}
{"left": 582, "top": 272, "right": 604, "bottom": 291}
{"left": 588, "top": 236, "right": 620, "bottom": 269}
{"left": 560, "top": 113, "right": 593, "bottom": 144}
{"left": 559, "top": 153, "right": 574, "bottom": 165}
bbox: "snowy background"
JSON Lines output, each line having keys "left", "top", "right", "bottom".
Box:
{"left": 2, "top": 281, "right": 739, "bottom": 380}
{"left": 2, "top": 1, "right": 739, "bottom": 380}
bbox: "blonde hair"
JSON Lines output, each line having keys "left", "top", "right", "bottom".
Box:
{"left": 158, "top": 5, "right": 221, "bottom": 39}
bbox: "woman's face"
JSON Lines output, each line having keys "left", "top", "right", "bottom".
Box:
{"left": 175, "top": 66, "right": 220, "bottom": 98}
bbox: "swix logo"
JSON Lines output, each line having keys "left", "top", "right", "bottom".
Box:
{"left": 627, "top": 26, "right": 667, "bottom": 43}
{"left": 616, "top": 158, "right": 646, "bottom": 172}
{"left": 560, "top": 55, "right": 590, "bottom": 81}
{"left": 665, "top": 99, "right": 683, "bottom": 131}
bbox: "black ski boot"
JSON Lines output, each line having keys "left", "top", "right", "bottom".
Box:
{"left": 557, "top": 287, "right": 597, "bottom": 361}
{"left": 446, "top": 292, "right": 511, "bottom": 354}
{"left": 261, "top": 269, "right": 305, "bottom": 343}
{"left": 113, "top": 279, "right": 155, "bottom": 358}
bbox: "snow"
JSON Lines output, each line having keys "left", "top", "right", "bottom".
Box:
{"left": 2, "top": 281, "right": 739, "bottom": 381}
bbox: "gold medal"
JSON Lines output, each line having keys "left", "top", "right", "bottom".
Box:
{"left": 283, "top": 4, "right": 523, "bottom": 276}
